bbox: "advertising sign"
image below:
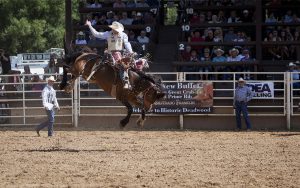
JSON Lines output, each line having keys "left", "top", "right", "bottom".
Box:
{"left": 134, "top": 82, "right": 213, "bottom": 114}
{"left": 247, "top": 82, "right": 274, "bottom": 99}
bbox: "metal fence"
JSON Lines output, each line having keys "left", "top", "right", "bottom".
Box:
{"left": 0, "top": 72, "right": 299, "bottom": 129}
{"left": 0, "top": 74, "right": 73, "bottom": 126}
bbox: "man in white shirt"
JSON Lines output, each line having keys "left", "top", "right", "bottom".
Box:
{"left": 137, "top": 30, "right": 149, "bottom": 44}
{"left": 36, "top": 76, "right": 60, "bottom": 137}
{"left": 85, "top": 20, "right": 134, "bottom": 88}
{"left": 119, "top": 12, "right": 133, "bottom": 25}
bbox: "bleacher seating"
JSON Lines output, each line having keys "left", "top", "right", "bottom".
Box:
{"left": 73, "top": 0, "right": 160, "bottom": 57}
{"left": 173, "top": 0, "right": 300, "bottom": 78}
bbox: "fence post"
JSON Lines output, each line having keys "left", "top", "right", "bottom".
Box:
{"left": 286, "top": 72, "right": 291, "bottom": 130}
{"left": 178, "top": 72, "right": 184, "bottom": 130}
{"left": 73, "top": 78, "right": 79, "bottom": 127}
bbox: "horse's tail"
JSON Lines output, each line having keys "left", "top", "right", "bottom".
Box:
{"left": 60, "top": 66, "right": 68, "bottom": 90}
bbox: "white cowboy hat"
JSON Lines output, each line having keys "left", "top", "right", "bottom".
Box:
{"left": 238, "top": 77, "right": 246, "bottom": 82}
{"left": 109, "top": 21, "right": 124, "bottom": 33}
{"left": 46, "top": 76, "right": 56, "bottom": 82}
{"left": 229, "top": 48, "right": 239, "bottom": 54}
{"left": 289, "top": 62, "right": 296, "bottom": 67}
{"left": 214, "top": 48, "right": 224, "bottom": 54}
{"left": 78, "top": 31, "right": 85, "bottom": 35}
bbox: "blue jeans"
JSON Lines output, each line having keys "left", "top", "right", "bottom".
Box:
{"left": 235, "top": 101, "right": 251, "bottom": 129}
{"left": 36, "top": 109, "right": 55, "bottom": 136}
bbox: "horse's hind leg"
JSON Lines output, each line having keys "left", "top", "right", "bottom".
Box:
{"left": 119, "top": 101, "right": 133, "bottom": 129}
{"left": 136, "top": 109, "right": 146, "bottom": 128}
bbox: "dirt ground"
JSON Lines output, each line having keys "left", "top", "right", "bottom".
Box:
{"left": 0, "top": 129, "right": 299, "bottom": 188}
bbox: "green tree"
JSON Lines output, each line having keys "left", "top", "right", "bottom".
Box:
{"left": 0, "top": 0, "right": 68, "bottom": 54}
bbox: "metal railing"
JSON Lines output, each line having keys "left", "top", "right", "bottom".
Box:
{"left": 0, "top": 74, "right": 73, "bottom": 126}
{"left": 0, "top": 72, "right": 299, "bottom": 129}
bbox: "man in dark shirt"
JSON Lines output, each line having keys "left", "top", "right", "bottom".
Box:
{"left": 0, "top": 49, "right": 11, "bottom": 75}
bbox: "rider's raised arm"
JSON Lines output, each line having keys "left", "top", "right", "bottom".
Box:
{"left": 122, "top": 33, "right": 133, "bottom": 53}
{"left": 86, "top": 20, "right": 108, "bottom": 40}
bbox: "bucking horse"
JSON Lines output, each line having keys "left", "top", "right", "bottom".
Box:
{"left": 60, "top": 45, "right": 165, "bottom": 128}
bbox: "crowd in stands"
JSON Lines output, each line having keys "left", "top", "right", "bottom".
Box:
{"left": 176, "top": 0, "right": 300, "bottom": 80}
{"left": 75, "top": 0, "right": 159, "bottom": 54}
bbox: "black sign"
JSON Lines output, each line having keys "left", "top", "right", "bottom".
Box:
{"left": 22, "top": 53, "right": 51, "bottom": 61}
{"left": 134, "top": 82, "right": 214, "bottom": 114}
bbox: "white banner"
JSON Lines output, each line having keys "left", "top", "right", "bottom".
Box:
{"left": 246, "top": 82, "right": 274, "bottom": 99}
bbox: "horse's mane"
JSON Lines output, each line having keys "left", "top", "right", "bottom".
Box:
{"left": 65, "top": 46, "right": 94, "bottom": 66}
{"left": 135, "top": 71, "right": 163, "bottom": 90}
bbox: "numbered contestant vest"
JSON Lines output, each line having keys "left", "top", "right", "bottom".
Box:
{"left": 107, "top": 32, "right": 123, "bottom": 52}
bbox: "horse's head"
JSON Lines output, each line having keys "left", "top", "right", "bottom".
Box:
{"left": 143, "top": 80, "right": 165, "bottom": 111}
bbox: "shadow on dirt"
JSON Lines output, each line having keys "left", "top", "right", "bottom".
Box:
{"left": 271, "top": 133, "right": 300, "bottom": 137}
{"left": 14, "top": 148, "right": 122, "bottom": 153}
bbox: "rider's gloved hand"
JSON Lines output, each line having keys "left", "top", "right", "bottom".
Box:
{"left": 85, "top": 20, "right": 92, "bottom": 27}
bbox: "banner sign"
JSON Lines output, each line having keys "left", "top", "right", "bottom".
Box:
{"left": 133, "top": 82, "right": 213, "bottom": 114}
{"left": 246, "top": 82, "right": 274, "bottom": 99}
{"left": 22, "top": 53, "right": 51, "bottom": 61}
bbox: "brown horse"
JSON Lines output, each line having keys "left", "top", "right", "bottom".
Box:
{"left": 60, "top": 50, "right": 165, "bottom": 128}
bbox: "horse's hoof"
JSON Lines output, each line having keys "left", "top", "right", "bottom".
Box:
{"left": 119, "top": 119, "right": 128, "bottom": 129}
{"left": 136, "top": 118, "right": 145, "bottom": 128}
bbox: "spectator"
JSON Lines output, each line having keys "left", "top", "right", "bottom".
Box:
{"left": 213, "top": 29, "right": 223, "bottom": 42}
{"left": 22, "top": 65, "right": 32, "bottom": 90}
{"left": 144, "top": 12, "right": 156, "bottom": 24}
{"left": 264, "top": 32, "right": 282, "bottom": 59}
{"left": 199, "top": 48, "right": 211, "bottom": 80}
{"left": 188, "top": 30, "right": 204, "bottom": 52}
{"left": 294, "top": 31, "right": 300, "bottom": 41}
{"left": 106, "top": 11, "right": 115, "bottom": 25}
{"left": 217, "top": 10, "right": 226, "bottom": 23}
{"left": 97, "top": 14, "right": 108, "bottom": 25}
{"left": 179, "top": 45, "right": 192, "bottom": 62}
{"left": 90, "top": 0, "right": 102, "bottom": 8}
{"left": 206, "top": 11, "right": 213, "bottom": 22}
{"left": 126, "top": 0, "right": 136, "bottom": 8}
{"left": 190, "top": 12, "right": 200, "bottom": 25}
{"left": 199, "top": 13, "right": 206, "bottom": 24}
{"left": 31, "top": 74, "right": 44, "bottom": 91}
{"left": 88, "top": 34, "right": 105, "bottom": 46}
{"left": 291, "top": 13, "right": 300, "bottom": 23}
{"left": 233, "top": 77, "right": 254, "bottom": 131}
{"left": 75, "top": 31, "right": 87, "bottom": 45}
{"left": 212, "top": 48, "right": 227, "bottom": 78}
{"left": 283, "top": 10, "right": 293, "bottom": 23}
{"left": 240, "top": 49, "right": 254, "bottom": 79}
{"left": 205, "top": 29, "right": 214, "bottom": 42}
{"left": 227, "top": 10, "right": 241, "bottom": 23}
{"left": 137, "top": 30, "right": 150, "bottom": 44}
{"left": 0, "top": 49, "right": 11, "bottom": 75}
{"left": 132, "top": 12, "right": 145, "bottom": 25}
{"left": 136, "top": 0, "right": 149, "bottom": 8}
{"left": 224, "top": 27, "right": 237, "bottom": 42}
{"left": 119, "top": 12, "right": 133, "bottom": 25}
{"left": 128, "top": 30, "right": 138, "bottom": 42}
{"left": 227, "top": 48, "right": 242, "bottom": 62}
{"left": 208, "top": 15, "right": 221, "bottom": 24}
{"left": 45, "top": 55, "right": 58, "bottom": 74}
{"left": 182, "top": 49, "right": 199, "bottom": 80}
{"left": 265, "top": 12, "right": 278, "bottom": 23}
{"left": 287, "top": 62, "right": 300, "bottom": 92}
{"left": 146, "top": 0, "right": 159, "bottom": 7}
{"left": 113, "top": 0, "right": 126, "bottom": 8}
{"left": 240, "top": 10, "right": 252, "bottom": 22}
{"left": 91, "top": 15, "right": 99, "bottom": 26}
{"left": 233, "top": 31, "right": 246, "bottom": 42}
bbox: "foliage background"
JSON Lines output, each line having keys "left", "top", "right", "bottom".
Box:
{"left": 0, "top": 0, "right": 79, "bottom": 54}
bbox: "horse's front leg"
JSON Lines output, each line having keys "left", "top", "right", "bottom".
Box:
{"left": 136, "top": 109, "right": 146, "bottom": 128}
{"left": 65, "top": 76, "right": 77, "bottom": 93}
{"left": 119, "top": 101, "right": 133, "bottom": 129}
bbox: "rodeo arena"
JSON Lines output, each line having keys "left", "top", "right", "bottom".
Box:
{"left": 1, "top": 0, "right": 300, "bottom": 187}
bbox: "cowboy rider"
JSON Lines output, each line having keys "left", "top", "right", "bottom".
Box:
{"left": 85, "top": 20, "right": 133, "bottom": 89}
